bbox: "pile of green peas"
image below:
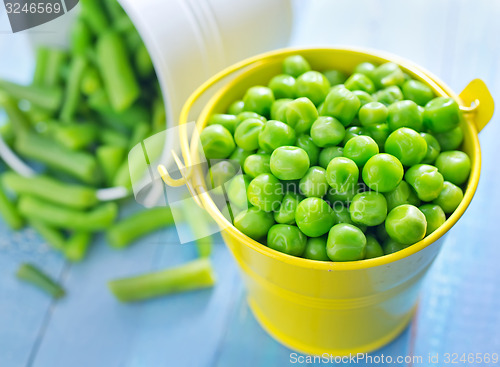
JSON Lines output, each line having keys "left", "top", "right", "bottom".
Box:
{"left": 200, "top": 54, "right": 471, "bottom": 262}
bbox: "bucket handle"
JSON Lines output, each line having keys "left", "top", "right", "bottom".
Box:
{"left": 459, "top": 78, "right": 495, "bottom": 132}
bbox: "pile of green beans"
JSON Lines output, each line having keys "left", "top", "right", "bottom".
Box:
{"left": 1, "top": 0, "right": 215, "bottom": 302}
{"left": 201, "top": 55, "right": 471, "bottom": 262}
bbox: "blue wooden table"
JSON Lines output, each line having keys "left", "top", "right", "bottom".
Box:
{"left": 1, "top": 1, "right": 499, "bottom": 366}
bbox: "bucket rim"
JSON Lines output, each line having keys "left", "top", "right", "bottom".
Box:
{"left": 180, "top": 46, "right": 481, "bottom": 271}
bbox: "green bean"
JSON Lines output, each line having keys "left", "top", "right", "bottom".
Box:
{"left": 182, "top": 197, "right": 213, "bottom": 258}
{"left": 0, "top": 93, "right": 30, "bottom": 133}
{"left": 52, "top": 122, "right": 98, "bottom": 150}
{"left": 0, "top": 79, "right": 62, "bottom": 112}
{"left": 16, "top": 263, "right": 65, "bottom": 299}
{"left": 64, "top": 232, "right": 92, "bottom": 262}
{"left": 96, "top": 145, "right": 126, "bottom": 185}
{"left": 106, "top": 207, "right": 174, "bottom": 249}
{"left": 0, "top": 123, "right": 14, "bottom": 145}
{"left": 96, "top": 32, "right": 140, "bottom": 112}
{"left": 2, "top": 172, "right": 98, "bottom": 209}
{"left": 0, "top": 184, "right": 24, "bottom": 230}
{"left": 43, "top": 48, "right": 67, "bottom": 87}
{"left": 108, "top": 258, "right": 216, "bottom": 302}
{"left": 100, "top": 128, "right": 129, "bottom": 148}
{"left": 15, "top": 131, "right": 99, "bottom": 184}
{"left": 33, "top": 47, "right": 49, "bottom": 86}
{"left": 96, "top": 104, "right": 150, "bottom": 130}
{"left": 103, "top": 0, "right": 126, "bottom": 22}
{"left": 60, "top": 55, "right": 87, "bottom": 122}
{"left": 19, "top": 196, "right": 118, "bottom": 231}
{"left": 112, "top": 161, "right": 132, "bottom": 189}
{"left": 70, "top": 19, "right": 93, "bottom": 56}
{"left": 88, "top": 89, "right": 110, "bottom": 111}
{"left": 80, "top": 0, "right": 109, "bottom": 34}
{"left": 135, "top": 43, "right": 154, "bottom": 78}
{"left": 29, "top": 220, "right": 65, "bottom": 251}
{"left": 81, "top": 67, "right": 102, "bottom": 96}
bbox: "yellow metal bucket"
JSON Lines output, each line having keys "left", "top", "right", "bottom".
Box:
{"left": 160, "top": 48, "right": 494, "bottom": 356}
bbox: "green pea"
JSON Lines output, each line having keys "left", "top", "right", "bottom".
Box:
{"left": 365, "top": 235, "right": 384, "bottom": 259}
{"left": 432, "top": 181, "right": 463, "bottom": 214}
{"left": 270, "top": 146, "right": 310, "bottom": 180}
{"left": 303, "top": 236, "right": 330, "bottom": 261}
{"left": 295, "top": 197, "right": 334, "bottom": 237}
{"left": 433, "top": 126, "right": 464, "bottom": 151}
{"left": 200, "top": 124, "right": 235, "bottom": 159}
{"left": 294, "top": 71, "right": 330, "bottom": 106}
{"left": 234, "top": 206, "right": 275, "bottom": 240}
{"left": 349, "top": 191, "right": 387, "bottom": 226}
{"left": 274, "top": 192, "right": 302, "bottom": 224}
{"left": 236, "top": 111, "right": 266, "bottom": 126}
{"left": 373, "top": 86, "right": 403, "bottom": 106}
{"left": 326, "top": 184, "right": 358, "bottom": 204}
{"left": 208, "top": 113, "right": 238, "bottom": 134}
{"left": 359, "top": 102, "right": 388, "bottom": 127}
{"left": 230, "top": 147, "right": 254, "bottom": 168}
{"left": 247, "top": 173, "right": 283, "bottom": 212}
{"left": 419, "top": 204, "right": 446, "bottom": 235}
{"left": 402, "top": 79, "right": 434, "bottom": 106}
{"left": 318, "top": 146, "right": 343, "bottom": 169}
{"left": 323, "top": 69, "right": 347, "bottom": 86}
{"left": 326, "top": 157, "right": 359, "bottom": 193}
{"left": 267, "top": 224, "right": 307, "bottom": 256}
{"left": 268, "top": 74, "right": 296, "bottom": 99}
{"left": 243, "top": 153, "right": 271, "bottom": 178}
{"left": 434, "top": 150, "right": 471, "bottom": 185}
{"left": 234, "top": 118, "right": 265, "bottom": 151}
{"left": 366, "top": 123, "right": 390, "bottom": 150}
{"left": 227, "top": 174, "right": 251, "bottom": 209}
{"left": 299, "top": 166, "right": 328, "bottom": 198}
{"left": 228, "top": 100, "right": 245, "bottom": 115}
{"left": 354, "top": 62, "right": 376, "bottom": 78}
{"left": 383, "top": 238, "right": 408, "bottom": 255}
{"left": 243, "top": 86, "right": 275, "bottom": 117}
{"left": 384, "top": 127, "right": 427, "bottom": 166}
{"left": 362, "top": 153, "right": 404, "bottom": 192}
{"left": 343, "top": 135, "right": 379, "bottom": 167}
{"left": 344, "top": 73, "right": 375, "bottom": 94}
{"left": 423, "top": 97, "right": 460, "bottom": 133}
{"left": 420, "top": 132, "right": 441, "bottom": 164}
{"left": 384, "top": 180, "right": 420, "bottom": 211}
{"left": 206, "top": 160, "right": 237, "bottom": 194}
{"left": 296, "top": 134, "right": 320, "bottom": 166}
{"left": 310, "top": 116, "right": 346, "bottom": 147}
{"left": 323, "top": 85, "right": 361, "bottom": 126}
{"left": 352, "top": 90, "right": 374, "bottom": 106}
{"left": 342, "top": 126, "right": 366, "bottom": 146}
{"left": 371, "top": 62, "right": 405, "bottom": 89}
{"left": 387, "top": 100, "right": 423, "bottom": 131}
{"left": 405, "top": 164, "right": 444, "bottom": 201}
{"left": 270, "top": 98, "right": 292, "bottom": 121}
{"left": 282, "top": 55, "right": 311, "bottom": 78}
{"left": 285, "top": 97, "right": 318, "bottom": 134}
{"left": 326, "top": 223, "right": 366, "bottom": 261}
{"left": 258, "top": 120, "right": 296, "bottom": 153}
{"left": 385, "top": 204, "right": 427, "bottom": 245}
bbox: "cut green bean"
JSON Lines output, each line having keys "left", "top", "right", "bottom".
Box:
{"left": 2, "top": 172, "right": 98, "bottom": 209}
{"left": 80, "top": 0, "right": 109, "bottom": 34}
{"left": 96, "top": 145, "right": 126, "bottom": 185}
{"left": 95, "top": 104, "right": 150, "bottom": 130}
{"left": 106, "top": 207, "right": 174, "bottom": 249}
{"left": 103, "top": 0, "right": 126, "bottom": 22}
{"left": 0, "top": 122, "right": 14, "bottom": 145}
{"left": 0, "top": 184, "right": 24, "bottom": 230}
{"left": 16, "top": 263, "right": 65, "bottom": 299}
{"left": 29, "top": 219, "right": 65, "bottom": 251}
{"left": 96, "top": 31, "right": 140, "bottom": 112}
{"left": 0, "top": 93, "right": 31, "bottom": 133}
{"left": 42, "top": 48, "right": 67, "bottom": 87}
{"left": 33, "top": 47, "right": 49, "bottom": 86}
{"left": 108, "top": 258, "right": 216, "bottom": 302}
{"left": 0, "top": 79, "right": 62, "bottom": 112}
{"left": 60, "top": 56, "right": 87, "bottom": 122}
{"left": 52, "top": 122, "right": 98, "bottom": 150}
{"left": 64, "top": 232, "right": 92, "bottom": 262}
{"left": 19, "top": 196, "right": 118, "bottom": 231}
{"left": 70, "top": 19, "right": 92, "bottom": 56}
{"left": 80, "top": 67, "right": 102, "bottom": 96}
{"left": 112, "top": 160, "right": 132, "bottom": 188}
{"left": 100, "top": 128, "right": 129, "bottom": 148}
{"left": 88, "top": 89, "right": 110, "bottom": 111}
{"left": 135, "top": 42, "right": 154, "bottom": 78}
{"left": 15, "top": 131, "right": 99, "bottom": 184}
